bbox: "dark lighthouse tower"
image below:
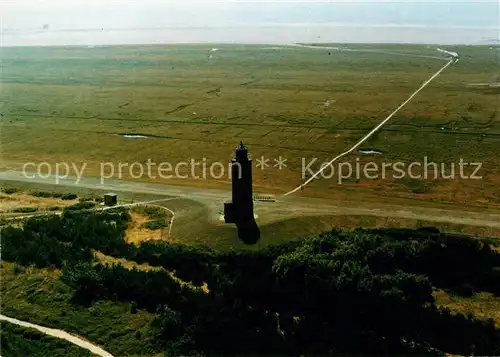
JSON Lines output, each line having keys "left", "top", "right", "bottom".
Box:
{"left": 224, "top": 141, "right": 254, "bottom": 223}
{"left": 224, "top": 142, "right": 260, "bottom": 244}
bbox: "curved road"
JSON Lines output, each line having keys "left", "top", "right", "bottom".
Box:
{"left": 2, "top": 169, "right": 500, "bottom": 229}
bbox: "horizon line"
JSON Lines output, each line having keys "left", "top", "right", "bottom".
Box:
{"left": 3, "top": 23, "right": 499, "bottom": 33}
{"left": 3, "top": 41, "right": 499, "bottom": 49}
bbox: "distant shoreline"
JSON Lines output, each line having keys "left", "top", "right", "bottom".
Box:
{"left": 2, "top": 42, "right": 498, "bottom": 49}
{"left": 3, "top": 42, "right": 498, "bottom": 49}
{"left": 2, "top": 25, "right": 498, "bottom": 47}
{"left": 4, "top": 23, "right": 498, "bottom": 32}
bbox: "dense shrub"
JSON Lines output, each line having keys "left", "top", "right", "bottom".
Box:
{"left": 12, "top": 207, "right": 37, "bottom": 213}
{"left": 2, "top": 225, "right": 72, "bottom": 268}
{"left": 29, "top": 191, "right": 65, "bottom": 198}
{"left": 143, "top": 220, "right": 167, "bottom": 230}
{"left": 1, "top": 210, "right": 128, "bottom": 267}
{"left": 61, "top": 193, "right": 78, "bottom": 200}
{"left": 133, "top": 206, "right": 165, "bottom": 220}
{"left": 30, "top": 191, "right": 54, "bottom": 198}
{"left": 79, "top": 197, "right": 95, "bottom": 202}
{"left": 2, "top": 211, "right": 499, "bottom": 356}
{"left": 130, "top": 242, "right": 213, "bottom": 284}
{"left": 64, "top": 201, "right": 96, "bottom": 211}
{"left": 1, "top": 187, "right": 19, "bottom": 194}
{"left": 61, "top": 262, "right": 195, "bottom": 312}
{"left": 367, "top": 228, "right": 499, "bottom": 293}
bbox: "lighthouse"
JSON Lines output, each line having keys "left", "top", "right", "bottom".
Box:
{"left": 224, "top": 142, "right": 254, "bottom": 224}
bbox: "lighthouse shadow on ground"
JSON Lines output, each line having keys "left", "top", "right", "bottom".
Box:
{"left": 223, "top": 142, "right": 261, "bottom": 245}
{"left": 236, "top": 218, "right": 261, "bottom": 245}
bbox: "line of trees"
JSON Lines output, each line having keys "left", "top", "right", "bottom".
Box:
{"left": 1, "top": 211, "right": 499, "bottom": 356}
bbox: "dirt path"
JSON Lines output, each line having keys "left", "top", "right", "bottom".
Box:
{"left": 284, "top": 54, "right": 456, "bottom": 196}
{"left": 0, "top": 314, "right": 115, "bottom": 357}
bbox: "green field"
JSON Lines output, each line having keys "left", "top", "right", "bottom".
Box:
{"left": 2, "top": 44, "right": 499, "bottom": 207}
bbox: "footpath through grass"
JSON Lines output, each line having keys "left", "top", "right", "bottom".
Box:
{"left": 0, "top": 320, "right": 95, "bottom": 357}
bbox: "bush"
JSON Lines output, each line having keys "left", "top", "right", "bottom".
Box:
{"left": 79, "top": 196, "right": 99, "bottom": 202}
{"left": 47, "top": 206, "right": 60, "bottom": 211}
{"left": 13, "top": 207, "right": 37, "bottom": 213}
{"left": 1, "top": 210, "right": 125, "bottom": 268}
{"left": 133, "top": 206, "right": 165, "bottom": 220}
{"left": 61, "top": 193, "right": 78, "bottom": 200}
{"left": 133, "top": 206, "right": 168, "bottom": 230}
{"left": 65, "top": 201, "right": 96, "bottom": 211}
{"left": 29, "top": 191, "right": 65, "bottom": 198}
{"left": 1, "top": 187, "right": 19, "bottom": 194}
{"left": 143, "top": 220, "right": 167, "bottom": 230}
{"left": 62, "top": 262, "right": 190, "bottom": 310}
{"left": 30, "top": 191, "right": 53, "bottom": 198}
{"left": 412, "top": 185, "right": 429, "bottom": 194}
{"left": 1, "top": 226, "right": 71, "bottom": 268}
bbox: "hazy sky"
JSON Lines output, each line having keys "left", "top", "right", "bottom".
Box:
{"left": 2, "top": 0, "right": 499, "bottom": 30}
